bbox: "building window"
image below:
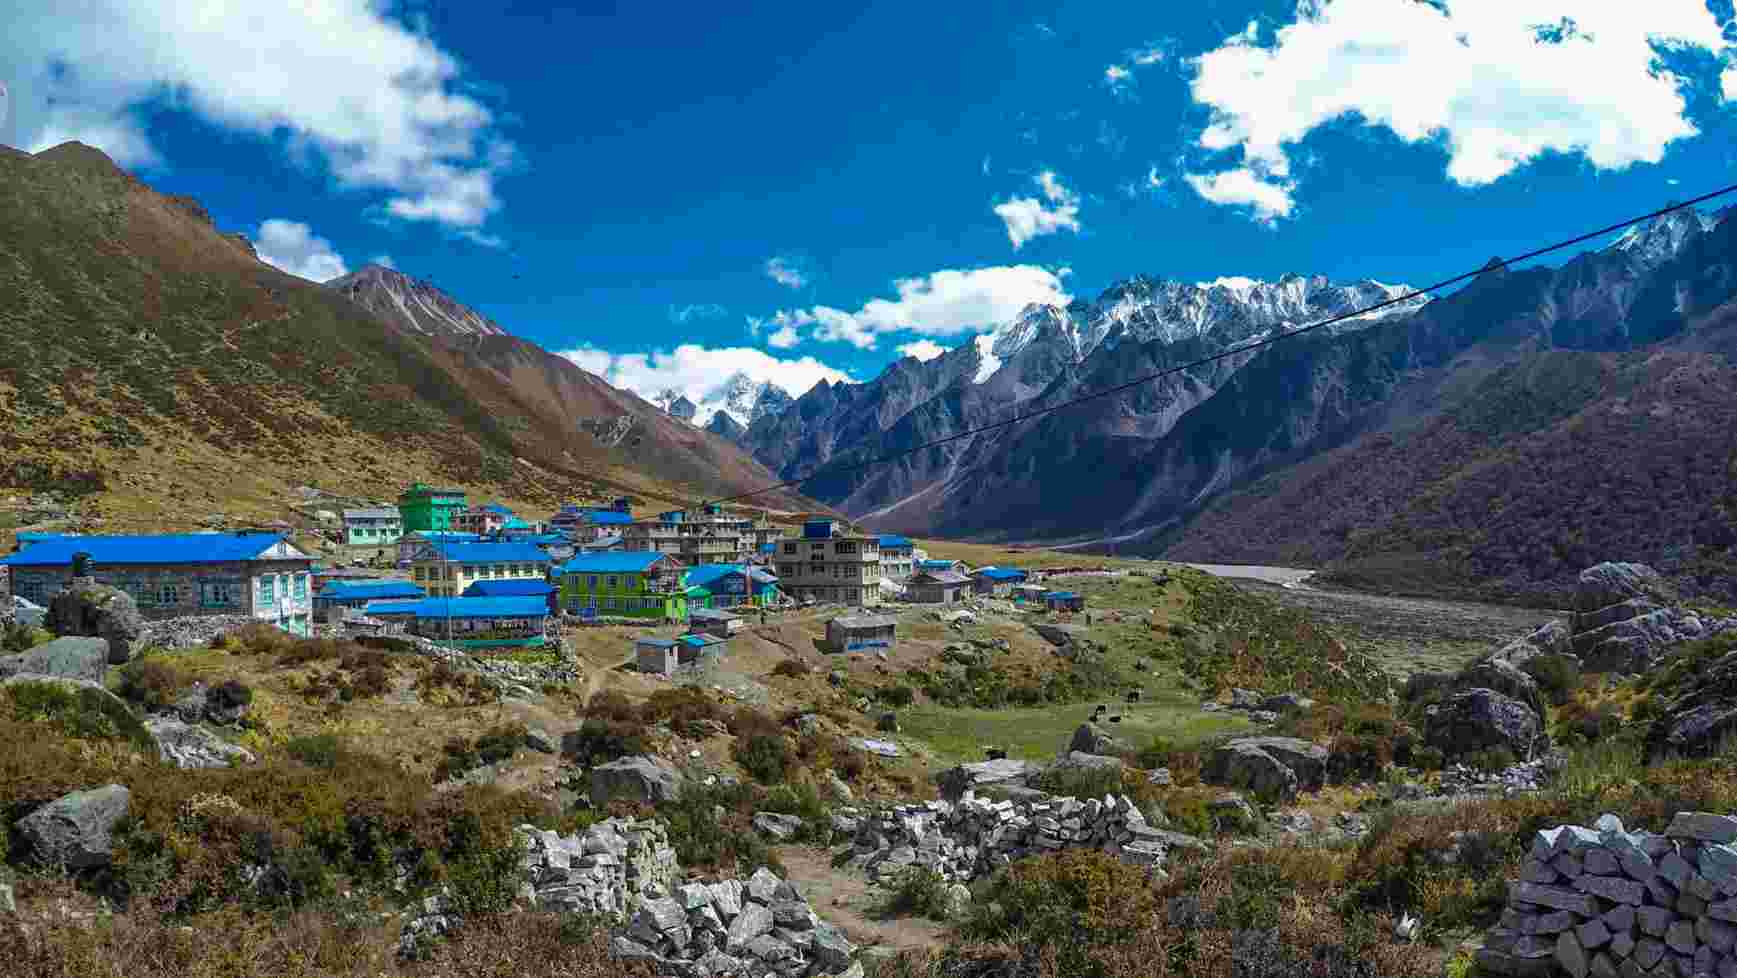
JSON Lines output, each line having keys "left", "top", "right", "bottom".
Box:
{"left": 605, "top": 576, "right": 617, "bottom": 589}
{"left": 293, "top": 574, "right": 307, "bottom": 600}
{"left": 588, "top": 575, "right": 598, "bottom": 589}
{"left": 602, "top": 597, "right": 615, "bottom": 610}
{"left": 258, "top": 576, "right": 275, "bottom": 605}
{"left": 159, "top": 583, "right": 180, "bottom": 605}
{"left": 414, "top": 567, "right": 426, "bottom": 581}
{"left": 782, "top": 543, "right": 796, "bottom": 555}
{"left": 201, "top": 581, "right": 234, "bottom": 607}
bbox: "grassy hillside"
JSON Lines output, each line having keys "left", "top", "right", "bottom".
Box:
{"left": 0, "top": 143, "right": 811, "bottom": 528}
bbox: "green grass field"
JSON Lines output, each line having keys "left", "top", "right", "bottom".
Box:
{"left": 900, "top": 699, "right": 1251, "bottom": 764}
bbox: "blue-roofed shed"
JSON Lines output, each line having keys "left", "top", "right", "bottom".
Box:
{"left": 361, "top": 595, "right": 552, "bottom": 650}
{"left": 1042, "top": 590, "right": 1085, "bottom": 612}
{"left": 464, "top": 578, "right": 558, "bottom": 614}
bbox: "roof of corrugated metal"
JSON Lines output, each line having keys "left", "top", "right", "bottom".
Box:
{"left": 462, "top": 579, "right": 556, "bottom": 596}
{"left": 558, "top": 551, "right": 675, "bottom": 573}
{"left": 318, "top": 580, "right": 426, "bottom": 600}
{"left": 1, "top": 532, "right": 296, "bottom": 566}
{"left": 362, "top": 596, "right": 550, "bottom": 618}
{"left": 420, "top": 541, "right": 552, "bottom": 564}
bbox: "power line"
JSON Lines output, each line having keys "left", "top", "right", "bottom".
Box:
{"left": 708, "top": 182, "right": 1737, "bottom": 509}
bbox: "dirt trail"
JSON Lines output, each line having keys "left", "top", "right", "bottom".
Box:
{"left": 773, "top": 846, "right": 949, "bottom": 952}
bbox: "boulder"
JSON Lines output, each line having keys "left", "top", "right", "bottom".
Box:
{"left": 18, "top": 784, "right": 130, "bottom": 869}
{"left": 524, "top": 727, "right": 557, "bottom": 754}
{"left": 936, "top": 758, "right": 1039, "bottom": 799}
{"left": 1575, "top": 607, "right": 1706, "bottom": 673}
{"left": 589, "top": 755, "right": 685, "bottom": 807}
{"left": 1049, "top": 751, "right": 1125, "bottom": 774}
{"left": 751, "top": 812, "right": 804, "bottom": 841}
{"left": 1260, "top": 692, "right": 1314, "bottom": 713}
{"left": 144, "top": 717, "right": 256, "bottom": 770}
{"left": 46, "top": 583, "right": 145, "bottom": 664}
{"left": 0, "top": 636, "right": 112, "bottom": 683}
{"left": 1424, "top": 688, "right": 1543, "bottom": 760}
{"left": 876, "top": 712, "right": 900, "bottom": 733}
{"left": 1031, "top": 623, "right": 1088, "bottom": 648}
{"left": 1202, "top": 737, "right": 1327, "bottom": 802}
{"left": 1456, "top": 658, "right": 1547, "bottom": 718}
{"left": 1069, "top": 722, "right": 1130, "bottom": 756}
{"left": 1574, "top": 563, "right": 1676, "bottom": 617}
{"left": 1646, "top": 651, "right": 1737, "bottom": 760}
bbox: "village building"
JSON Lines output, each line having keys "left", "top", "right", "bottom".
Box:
{"left": 684, "top": 564, "right": 781, "bottom": 610}
{"left": 12, "top": 532, "right": 77, "bottom": 551}
{"left": 1043, "top": 590, "right": 1086, "bottom": 612}
{"left": 409, "top": 540, "right": 552, "bottom": 598}
{"left": 393, "top": 530, "right": 480, "bottom": 565}
{"left": 363, "top": 595, "right": 551, "bottom": 650}
{"left": 313, "top": 579, "right": 425, "bottom": 621}
{"left": 623, "top": 507, "right": 753, "bottom": 566}
{"left": 557, "top": 551, "right": 689, "bottom": 621}
{"left": 688, "top": 606, "right": 745, "bottom": 637}
{"left": 0, "top": 532, "right": 316, "bottom": 635}
{"left": 1012, "top": 583, "right": 1049, "bottom": 605}
{"left": 635, "top": 632, "right": 728, "bottom": 677}
{"left": 309, "top": 565, "right": 384, "bottom": 592}
{"left": 577, "top": 533, "right": 624, "bottom": 554}
{"left": 906, "top": 568, "right": 972, "bottom": 604}
{"left": 971, "top": 566, "right": 1029, "bottom": 596}
{"left": 342, "top": 507, "right": 403, "bottom": 547}
{"left": 824, "top": 614, "right": 897, "bottom": 653}
{"left": 398, "top": 484, "right": 468, "bottom": 533}
{"left": 877, "top": 535, "right": 916, "bottom": 580}
{"left": 550, "top": 502, "right": 636, "bottom": 541}
{"left": 775, "top": 519, "right": 882, "bottom": 607}
{"left": 462, "top": 577, "right": 558, "bottom": 615}
{"left": 916, "top": 558, "right": 969, "bottom": 575}
{"left": 453, "top": 503, "right": 510, "bottom": 536}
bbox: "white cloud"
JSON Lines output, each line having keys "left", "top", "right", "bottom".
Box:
{"left": 1186, "top": 1, "right": 1734, "bottom": 222}
{"left": 766, "top": 324, "right": 801, "bottom": 349}
{"left": 1183, "top": 168, "right": 1295, "bottom": 225}
{"left": 1146, "top": 166, "right": 1165, "bottom": 189}
{"left": 253, "top": 219, "right": 350, "bottom": 282}
{"left": 757, "top": 265, "right": 1073, "bottom": 351}
{"left": 896, "top": 339, "right": 948, "bottom": 362}
{"left": 1725, "top": 63, "right": 1737, "bottom": 101}
{"left": 371, "top": 255, "right": 397, "bottom": 270}
{"left": 1132, "top": 46, "right": 1166, "bottom": 66}
{"left": 669, "top": 303, "right": 728, "bottom": 324}
{"left": 558, "top": 344, "right": 853, "bottom": 414}
{"left": 1105, "top": 64, "right": 1132, "bottom": 85}
{"left": 764, "top": 255, "right": 808, "bottom": 289}
{"left": 4, "top": 0, "right": 512, "bottom": 233}
{"left": 993, "top": 170, "right": 1083, "bottom": 249}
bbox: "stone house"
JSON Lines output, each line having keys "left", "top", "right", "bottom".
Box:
{"left": 409, "top": 541, "right": 552, "bottom": 598}
{"left": 635, "top": 632, "right": 728, "bottom": 677}
{"left": 688, "top": 606, "right": 744, "bottom": 637}
{"left": 970, "top": 566, "right": 1029, "bottom": 596}
{"left": 0, "top": 532, "right": 316, "bottom": 636}
{"left": 824, "top": 614, "right": 897, "bottom": 653}
{"left": 906, "top": 569, "right": 972, "bottom": 604}
{"left": 774, "top": 520, "right": 882, "bottom": 607}
{"left": 363, "top": 595, "right": 551, "bottom": 650}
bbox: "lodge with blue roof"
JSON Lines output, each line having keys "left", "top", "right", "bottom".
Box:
{"left": 557, "top": 551, "right": 690, "bottom": 621}
{"left": 877, "top": 535, "right": 916, "bottom": 578}
{"left": 684, "top": 563, "right": 781, "bottom": 610}
{"left": 407, "top": 539, "right": 553, "bottom": 598}
{"left": 313, "top": 579, "right": 426, "bottom": 618}
{"left": 362, "top": 595, "right": 553, "bottom": 649}
{"left": 1, "top": 531, "right": 316, "bottom": 635}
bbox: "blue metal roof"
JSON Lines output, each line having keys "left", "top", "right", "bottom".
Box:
{"left": 463, "top": 579, "right": 555, "bottom": 597}
{"left": 318, "top": 580, "right": 426, "bottom": 600}
{"left": 637, "top": 638, "right": 676, "bottom": 648}
{"left": 877, "top": 534, "right": 912, "bottom": 548}
{"left": 483, "top": 503, "right": 514, "bottom": 515}
{"left": 420, "top": 541, "right": 552, "bottom": 563}
{"left": 558, "top": 551, "right": 674, "bottom": 574}
{"left": 1, "top": 532, "right": 293, "bottom": 567}
{"left": 679, "top": 633, "right": 728, "bottom": 648}
{"left": 686, "top": 564, "right": 778, "bottom": 591}
{"left": 405, "top": 531, "right": 481, "bottom": 541}
{"left": 362, "top": 596, "right": 551, "bottom": 618}
{"left": 917, "top": 559, "right": 958, "bottom": 570}
{"left": 584, "top": 510, "right": 635, "bottom": 525}
{"left": 803, "top": 520, "right": 837, "bottom": 539}
{"left": 758, "top": 542, "right": 777, "bottom": 553}
{"left": 507, "top": 533, "right": 569, "bottom": 545}
{"left": 1044, "top": 591, "right": 1080, "bottom": 600}
{"left": 976, "top": 567, "right": 1028, "bottom": 581}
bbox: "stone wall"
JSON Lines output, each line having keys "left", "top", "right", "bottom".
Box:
{"left": 1478, "top": 811, "right": 1737, "bottom": 977}
{"left": 832, "top": 791, "right": 1204, "bottom": 885}
{"left": 516, "top": 817, "right": 679, "bottom": 918}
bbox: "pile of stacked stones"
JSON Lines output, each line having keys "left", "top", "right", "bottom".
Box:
{"left": 833, "top": 791, "right": 1191, "bottom": 885}
{"left": 141, "top": 615, "right": 260, "bottom": 650}
{"left": 611, "top": 866, "right": 862, "bottom": 978}
{"left": 1479, "top": 812, "right": 1737, "bottom": 977}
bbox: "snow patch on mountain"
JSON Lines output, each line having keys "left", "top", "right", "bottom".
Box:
{"left": 324, "top": 264, "right": 507, "bottom": 338}
{"left": 972, "top": 334, "right": 1003, "bottom": 384}
{"left": 1606, "top": 208, "right": 1718, "bottom": 268}
{"left": 649, "top": 371, "right": 801, "bottom": 431}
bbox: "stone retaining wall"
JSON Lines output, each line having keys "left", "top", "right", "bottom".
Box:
{"left": 832, "top": 791, "right": 1204, "bottom": 885}
{"left": 1479, "top": 811, "right": 1737, "bottom": 977}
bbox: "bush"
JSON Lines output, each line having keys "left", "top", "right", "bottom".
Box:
{"left": 1521, "top": 654, "right": 1581, "bottom": 707}
{"left": 2, "top": 622, "right": 52, "bottom": 652}
{"left": 874, "top": 867, "right": 952, "bottom": 921}
{"left": 960, "top": 849, "right": 1161, "bottom": 978}
{"left": 415, "top": 662, "right": 497, "bottom": 706}
{"left": 660, "top": 784, "right": 784, "bottom": 876}
{"left": 4, "top": 680, "right": 153, "bottom": 749}
{"left": 435, "top": 723, "right": 526, "bottom": 783}
{"left": 117, "top": 658, "right": 197, "bottom": 711}
{"left": 281, "top": 733, "right": 342, "bottom": 770}
{"left": 641, "top": 687, "right": 725, "bottom": 737}
{"left": 771, "top": 659, "right": 811, "bottom": 678}
{"left": 879, "top": 685, "right": 915, "bottom": 708}
{"left": 734, "top": 733, "right": 793, "bottom": 784}
{"left": 209, "top": 680, "right": 253, "bottom": 711}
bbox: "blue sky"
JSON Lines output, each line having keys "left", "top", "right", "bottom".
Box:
{"left": 4, "top": 0, "right": 1737, "bottom": 416}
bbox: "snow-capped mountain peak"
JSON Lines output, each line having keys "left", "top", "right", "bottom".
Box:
{"left": 1607, "top": 208, "right": 1716, "bottom": 268}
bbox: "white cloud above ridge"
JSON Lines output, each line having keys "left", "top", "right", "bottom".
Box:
{"left": 896, "top": 339, "right": 948, "bottom": 362}
{"left": 5, "top": 0, "right": 511, "bottom": 233}
{"left": 755, "top": 265, "right": 1073, "bottom": 351}
{"left": 1184, "top": 1, "right": 1737, "bottom": 223}
{"left": 765, "top": 255, "right": 808, "bottom": 289}
{"left": 766, "top": 324, "right": 801, "bottom": 349}
{"left": 253, "top": 219, "right": 349, "bottom": 282}
{"left": 994, "top": 170, "right": 1083, "bottom": 249}
{"left": 669, "top": 303, "right": 728, "bottom": 324}
{"left": 559, "top": 344, "right": 853, "bottom": 414}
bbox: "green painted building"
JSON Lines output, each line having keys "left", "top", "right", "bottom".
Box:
{"left": 398, "top": 483, "right": 467, "bottom": 533}
{"left": 558, "top": 551, "right": 689, "bottom": 621}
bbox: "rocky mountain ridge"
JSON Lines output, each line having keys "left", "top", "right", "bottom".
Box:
{"left": 325, "top": 264, "right": 508, "bottom": 338}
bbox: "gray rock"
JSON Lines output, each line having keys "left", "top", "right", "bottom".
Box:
{"left": 1638, "top": 906, "right": 1678, "bottom": 937}
{"left": 1259, "top": 692, "right": 1313, "bottom": 712}
{"left": 1578, "top": 919, "right": 1613, "bottom": 950}
{"left": 1557, "top": 930, "right": 1588, "bottom": 978}
{"left": 824, "top": 770, "right": 854, "bottom": 803}
{"left": 876, "top": 712, "right": 899, "bottom": 734}
{"left": 143, "top": 717, "right": 255, "bottom": 769}
{"left": 1202, "top": 737, "right": 1326, "bottom": 802}
{"left": 524, "top": 727, "right": 557, "bottom": 754}
{"left": 1575, "top": 563, "right": 1676, "bottom": 617}
{"left": 1069, "top": 722, "right": 1129, "bottom": 756}
{"left": 745, "top": 866, "right": 781, "bottom": 904}
{"left": 1510, "top": 882, "right": 1598, "bottom": 916}
{"left": 1424, "top": 688, "right": 1543, "bottom": 760}
{"left": 1457, "top": 658, "right": 1548, "bottom": 718}
{"left": 0, "top": 636, "right": 113, "bottom": 683}
{"left": 1050, "top": 751, "right": 1124, "bottom": 774}
{"left": 46, "top": 583, "right": 145, "bottom": 664}
{"left": 1665, "top": 919, "right": 1697, "bottom": 955}
{"left": 1585, "top": 847, "right": 1621, "bottom": 876}
{"left": 707, "top": 880, "right": 744, "bottom": 918}
{"left": 936, "top": 758, "right": 1038, "bottom": 799}
{"left": 752, "top": 812, "right": 804, "bottom": 841}
{"left": 589, "top": 755, "right": 684, "bottom": 807}
{"left": 810, "top": 921, "right": 855, "bottom": 972}
{"left": 769, "top": 899, "right": 815, "bottom": 930}
{"left": 1670, "top": 814, "right": 1737, "bottom": 844}
{"left": 18, "top": 784, "right": 130, "bottom": 869}
{"left": 725, "top": 902, "right": 773, "bottom": 950}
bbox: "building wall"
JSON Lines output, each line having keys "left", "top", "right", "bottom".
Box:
{"left": 9, "top": 558, "right": 313, "bottom": 636}
{"left": 776, "top": 534, "right": 883, "bottom": 608}
{"left": 560, "top": 569, "right": 687, "bottom": 619}
{"left": 412, "top": 557, "right": 549, "bottom": 598}
{"left": 637, "top": 644, "right": 678, "bottom": 676}
{"left": 400, "top": 491, "right": 466, "bottom": 533}
{"left": 344, "top": 517, "right": 403, "bottom": 546}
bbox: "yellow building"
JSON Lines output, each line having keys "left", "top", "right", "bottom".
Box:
{"left": 409, "top": 541, "right": 552, "bottom": 598}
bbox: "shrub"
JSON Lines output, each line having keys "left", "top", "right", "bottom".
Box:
{"left": 874, "top": 867, "right": 952, "bottom": 921}
{"left": 660, "top": 784, "right": 784, "bottom": 876}
{"left": 1521, "top": 654, "right": 1581, "bottom": 707}
{"left": 4, "top": 680, "right": 153, "bottom": 749}
{"left": 879, "top": 685, "right": 915, "bottom": 707}
{"left": 961, "top": 849, "right": 1161, "bottom": 978}
{"left": 2, "top": 622, "right": 52, "bottom": 652}
{"left": 1413, "top": 746, "right": 1446, "bottom": 771}
{"left": 734, "top": 733, "right": 793, "bottom": 784}
{"left": 117, "top": 658, "right": 196, "bottom": 711}
{"left": 281, "top": 733, "right": 342, "bottom": 770}
{"left": 771, "top": 659, "right": 811, "bottom": 678}
{"left": 436, "top": 724, "right": 526, "bottom": 783}
{"left": 415, "top": 662, "right": 497, "bottom": 706}
{"left": 641, "top": 687, "right": 725, "bottom": 736}
{"left": 209, "top": 680, "right": 253, "bottom": 712}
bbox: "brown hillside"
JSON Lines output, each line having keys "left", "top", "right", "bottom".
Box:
{"left": 0, "top": 142, "right": 811, "bottom": 527}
